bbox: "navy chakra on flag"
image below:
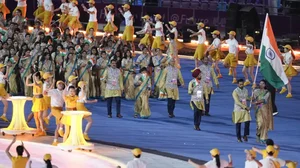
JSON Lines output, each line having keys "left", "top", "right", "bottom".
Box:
{"left": 266, "top": 48, "right": 276, "bottom": 60}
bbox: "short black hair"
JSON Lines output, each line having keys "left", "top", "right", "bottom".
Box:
{"left": 266, "top": 139, "right": 274, "bottom": 146}
{"left": 134, "top": 154, "right": 141, "bottom": 158}
{"left": 139, "top": 67, "right": 147, "bottom": 73}
{"left": 16, "top": 146, "right": 24, "bottom": 156}
{"left": 68, "top": 86, "right": 76, "bottom": 90}
{"left": 237, "top": 79, "right": 244, "bottom": 83}
{"left": 267, "top": 151, "right": 274, "bottom": 156}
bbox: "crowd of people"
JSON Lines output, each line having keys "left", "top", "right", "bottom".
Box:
{"left": 0, "top": 0, "right": 298, "bottom": 168}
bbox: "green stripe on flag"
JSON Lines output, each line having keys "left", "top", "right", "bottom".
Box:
{"left": 259, "top": 45, "right": 285, "bottom": 88}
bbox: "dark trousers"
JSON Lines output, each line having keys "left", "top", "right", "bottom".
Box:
{"left": 204, "top": 92, "right": 211, "bottom": 114}
{"left": 266, "top": 80, "right": 277, "bottom": 113}
{"left": 192, "top": 102, "right": 203, "bottom": 127}
{"left": 269, "top": 88, "right": 278, "bottom": 113}
{"left": 236, "top": 121, "right": 250, "bottom": 139}
{"left": 107, "top": 97, "right": 121, "bottom": 115}
{"left": 167, "top": 98, "right": 176, "bottom": 115}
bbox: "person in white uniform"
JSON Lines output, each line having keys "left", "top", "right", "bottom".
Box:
{"left": 126, "top": 148, "right": 146, "bottom": 168}
{"left": 244, "top": 149, "right": 262, "bottom": 168}
{"left": 188, "top": 148, "right": 233, "bottom": 168}
{"left": 45, "top": 80, "right": 65, "bottom": 146}
{"left": 259, "top": 146, "right": 293, "bottom": 168}
{"left": 223, "top": 31, "right": 239, "bottom": 84}
{"left": 0, "top": 63, "right": 10, "bottom": 122}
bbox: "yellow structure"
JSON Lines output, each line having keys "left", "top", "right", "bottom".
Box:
{"left": 0, "top": 96, "right": 36, "bottom": 136}
{"left": 58, "top": 111, "right": 94, "bottom": 152}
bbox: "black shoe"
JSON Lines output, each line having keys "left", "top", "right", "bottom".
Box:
{"left": 134, "top": 114, "right": 138, "bottom": 118}
{"left": 205, "top": 113, "right": 211, "bottom": 116}
{"left": 243, "top": 136, "right": 248, "bottom": 142}
{"left": 108, "top": 115, "right": 112, "bottom": 118}
{"left": 169, "top": 114, "right": 175, "bottom": 118}
{"left": 194, "top": 125, "right": 200, "bottom": 131}
{"left": 117, "top": 114, "right": 123, "bottom": 118}
{"left": 237, "top": 138, "right": 243, "bottom": 142}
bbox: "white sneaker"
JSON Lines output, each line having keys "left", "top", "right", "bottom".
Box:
{"left": 273, "top": 112, "right": 278, "bottom": 116}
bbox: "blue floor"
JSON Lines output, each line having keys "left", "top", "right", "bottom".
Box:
{"left": 1, "top": 59, "right": 300, "bottom": 167}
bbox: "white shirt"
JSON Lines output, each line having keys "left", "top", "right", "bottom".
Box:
{"left": 204, "top": 158, "right": 229, "bottom": 168}
{"left": 245, "top": 44, "right": 254, "bottom": 54}
{"left": 126, "top": 158, "right": 146, "bottom": 168}
{"left": 77, "top": 91, "right": 87, "bottom": 103}
{"left": 0, "top": 72, "right": 5, "bottom": 84}
{"left": 43, "top": 0, "right": 53, "bottom": 11}
{"left": 123, "top": 11, "right": 133, "bottom": 26}
{"left": 106, "top": 11, "right": 114, "bottom": 22}
{"left": 155, "top": 21, "right": 163, "bottom": 37}
{"left": 17, "top": 0, "right": 27, "bottom": 7}
{"left": 170, "top": 27, "right": 178, "bottom": 39}
{"left": 282, "top": 52, "right": 293, "bottom": 65}
{"left": 141, "top": 22, "right": 151, "bottom": 34}
{"left": 198, "top": 29, "right": 206, "bottom": 44}
{"left": 59, "top": 2, "right": 69, "bottom": 13}
{"left": 245, "top": 160, "right": 259, "bottom": 168}
{"left": 47, "top": 89, "right": 64, "bottom": 107}
{"left": 43, "top": 81, "right": 51, "bottom": 91}
{"left": 212, "top": 38, "right": 221, "bottom": 49}
{"left": 259, "top": 156, "right": 286, "bottom": 168}
{"left": 37, "top": 0, "right": 43, "bottom": 6}
{"left": 226, "top": 38, "right": 239, "bottom": 54}
{"left": 88, "top": 7, "right": 97, "bottom": 22}
{"left": 69, "top": 5, "right": 79, "bottom": 17}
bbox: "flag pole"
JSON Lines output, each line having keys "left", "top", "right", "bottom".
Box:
{"left": 248, "top": 13, "right": 269, "bottom": 111}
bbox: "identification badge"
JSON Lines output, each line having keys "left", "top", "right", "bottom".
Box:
{"left": 205, "top": 76, "right": 211, "bottom": 83}
{"left": 112, "top": 79, "right": 117, "bottom": 86}
{"left": 196, "top": 90, "right": 202, "bottom": 98}
{"left": 171, "top": 79, "right": 177, "bottom": 84}
{"left": 242, "top": 99, "right": 247, "bottom": 105}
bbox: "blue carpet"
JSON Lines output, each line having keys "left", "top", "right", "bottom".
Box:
{"left": 1, "top": 59, "right": 300, "bottom": 167}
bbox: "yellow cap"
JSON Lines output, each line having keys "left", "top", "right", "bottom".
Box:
{"left": 154, "top": 14, "right": 162, "bottom": 20}
{"left": 245, "top": 36, "right": 254, "bottom": 43}
{"left": 106, "top": 4, "right": 114, "bottom": 9}
{"left": 132, "top": 148, "right": 142, "bottom": 156}
{"left": 286, "top": 162, "right": 297, "bottom": 168}
{"left": 283, "top": 44, "right": 292, "bottom": 50}
{"left": 169, "top": 21, "right": 177, "bottom": 27}
{"left": 87, "top": 0, "right": 95, "bottom": 4}
{"left": 42, "top": 72, "right": 53, "bottom": 80}
{"left": 141, "top": 15, "right": 150, "bottom": 20}
{"left": 122, "top": 4, "right": 130, "bottom": 9}
{"left": 211, "top": 30, "right": 220, "bottom": 35}
{"left": 56, "top": 80, "right": 65, "bottom": 87}
{"left": 44, "top": 154, "right": 52, "bottom": 161}
{"left": 0, "top": 63, "right": 5, "bottom": 69}
{"left": 210, "top": 148, "right": 220, "bottom": 156}
{"left": 78, "top": 81, "right": 87, "bottom": 88}
{"left": 266, "top": 145, "right": 275, "bottom": 153}
{"left": 72, "top": 0, "right": 78, "bottom": 5}
{"left": 197, "top": 22, "right": 205, "bottom": 28}
{"left": 245, "top": 149, "right": 256, "bottom": 158}
{"left": 68, "top": 75, "right": 78, "bottom": 82}
{"left": 228, "top": 31, "right": 236, "bottom": 36}
{"left": 39, "top": 71, "right": 44, "bottom": 78}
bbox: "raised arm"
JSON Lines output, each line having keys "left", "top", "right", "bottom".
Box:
{"left": 25, "top": 74, "right": 34, "bottom": 87}
{"left": 6, "top": 136, "right": 17, "bottom": 160}
{"left": 21, "top": 141, "right": 30, "bottom": 159}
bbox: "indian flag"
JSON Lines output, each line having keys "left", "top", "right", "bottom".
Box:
{"left": 75, "top": 45, "right": 81, "bottom": 53}
{"left": 0, "top": 26, "right": 7, "bottom": 35}
{"left": 84, "top": 38, "right": 93, "bottom": 44}
{"left": 60, "top": 50, "right": 67, "bottom": 57}
{"left": 259, "top": 14, "right": 288, "bottom": 88}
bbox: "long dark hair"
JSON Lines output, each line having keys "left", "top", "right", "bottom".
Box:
{"left": 214, "top": 154, "right": 221, "bottom": 168}
{"left": 44, "top": 159, "right": 53, "bottom": 168}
